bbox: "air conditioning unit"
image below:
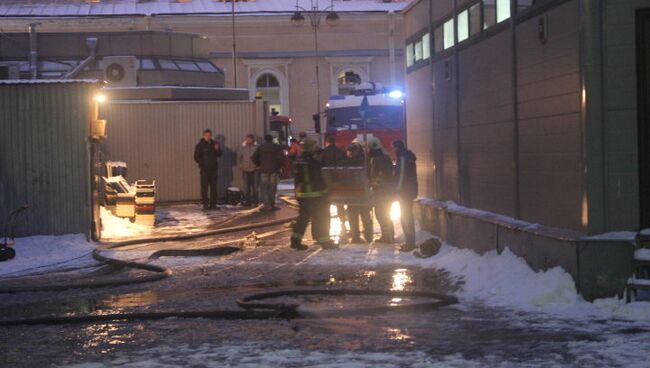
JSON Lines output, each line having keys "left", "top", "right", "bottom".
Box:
{"left": 0, "top": 64, "right": 20, "bottom": 80}
{"left": 100, "top": 56, "right": 138, "bottom": 87}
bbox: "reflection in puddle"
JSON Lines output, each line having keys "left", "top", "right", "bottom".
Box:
{"left": 385, "top": 327, "right": 413, "bottom": 343}
{"left": 391, "top": 268, "right": 413, "bottom": 291}
{"left": 81, "top": 323, "right": 135, "bottom": 353}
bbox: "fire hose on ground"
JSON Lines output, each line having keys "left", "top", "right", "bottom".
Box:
{"left": 0, "top": 289, "right": 458, "bottom": 326}
{"left": 0, "top": 212, "right": 299, "bottom": 294}
{"left": 0, "top": 199, "right": 459, "bottom": 326}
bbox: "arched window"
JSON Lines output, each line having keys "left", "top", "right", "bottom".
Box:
{"left": 337, "top": 70, "right": 362, "bottom": 95}
{"left": 255, "top": 73, "right": 282, "bottom": 114}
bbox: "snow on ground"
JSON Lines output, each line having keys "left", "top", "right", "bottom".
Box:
{"left": 100, "top": 204, "right": 245, "bottom": 241}
{"left": 100, "top": 207, "right": 151, "bottom": 239}
{"left": 67, "top": 334, "right": 650, "bottom": 368}
{"left": 65, "top": 343, "right": 559, "bottom": 368}
{"left": 0, "top": 234, "right": 95, "bottom": 278}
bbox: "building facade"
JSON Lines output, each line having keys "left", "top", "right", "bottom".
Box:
{"left": 0, "top": 0, "right": 407, "bottom": 133}
{"left": 403, "top": 0, "right": 650, "bottom": 299}
{"left": 404, "top": 0, "right": 650, "bottom": 235}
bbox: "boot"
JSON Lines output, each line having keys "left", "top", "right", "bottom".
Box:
{"left": 290, "top": 238, "right": 308, "bottom": 251}
{"left": 399, "top": 243, "right": 416, "bottom": 252}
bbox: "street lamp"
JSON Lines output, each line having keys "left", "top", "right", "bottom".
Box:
{"left": 290, "top": 0, "right": 338, "bottom": 136}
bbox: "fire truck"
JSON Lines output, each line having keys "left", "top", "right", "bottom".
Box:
{"left": 325, "top": 83, "right": 405, "bottom": 154}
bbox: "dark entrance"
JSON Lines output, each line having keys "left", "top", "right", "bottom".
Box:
{"left": 638, "top": 9, "right": 650, "bottom": 229}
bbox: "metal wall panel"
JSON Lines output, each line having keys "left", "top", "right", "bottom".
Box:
{"left": 0, "top": 81, "right": 95, "bottom": 237}
{"left": 101, "top": 100, "right": 265, "bottom": 203}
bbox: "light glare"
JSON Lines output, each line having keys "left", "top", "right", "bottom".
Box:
{"left": 388, "top": 90, "right": 404, "bottom": 99}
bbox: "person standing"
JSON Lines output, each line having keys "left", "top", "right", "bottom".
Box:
{"left": 392, "top": 140, "right": 418, "bottom": 252}
{"left": 346, "top": 141, "right": 374, "bottom": 243}
{"left": 193, "top": 129, "right": 222, "bottom": 210}
{"left": 287, "top": 138, "right": 300, "bottom": 162}
{"left": 321, "top": 135, "right": 348, "bottom": 241}
{"left": 238, "top": 134, "right": 259, "bottom": 207}
{"left": 290, "top": 139, "right": 336, "bottom": 250}
{"left": 252, "top": 134, "right": 284, "bottom": 211}
{"left": 368, "top": 137, "right": 395, "bottom": 243}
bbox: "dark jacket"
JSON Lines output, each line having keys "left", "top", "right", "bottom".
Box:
{"left": 194, "top": 139, "right": 222, "bottom": 171}
{"left": 369, "top": 149, "right": 394, "bottom": 191}
{"left": 394, "top": 148, "right": 418, "bottom": 199}
{"left": 251, "top": 141, "right": 284, "bottom": 174}
{"left": 294, "top": 152, "right": 328, "bottom": 198}
{"left": 346, "top": 149, "right": 366, "bottom": 167}
{"left": 321, "top": 144, "right": 347, "bottom": 167}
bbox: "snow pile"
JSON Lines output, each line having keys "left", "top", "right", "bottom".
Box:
{"left": 0, "top": 234, "right": 95, "bottom": 277}
{"left": 431, "top": 245, "right": 581, "bottom": 310}
{"left": 305, "top": 231, "right": 650, "bottom": 321}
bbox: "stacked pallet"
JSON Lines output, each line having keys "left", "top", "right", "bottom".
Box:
{"left": 105, "top": 176, "right": 135, "bottom": 218}
{"left": 135, "top": 180, "right": 156, "bottom": 226}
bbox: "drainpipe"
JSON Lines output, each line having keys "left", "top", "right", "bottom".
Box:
{"left": 388, "top": 11, "right": 396, "bottom": 86}
{"left": 62, "top": 37, "right": 99, "bottom": 80}
{"left": 28, "top": 23, "right": 40, "bottom": 80}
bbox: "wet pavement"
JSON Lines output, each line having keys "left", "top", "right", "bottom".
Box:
{"left": 1, "top": 207, "right": 650, "bottom": 367}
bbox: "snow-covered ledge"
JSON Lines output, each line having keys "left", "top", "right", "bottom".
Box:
{"left": 414, "top": 198, "right": 636, "bottom": 301}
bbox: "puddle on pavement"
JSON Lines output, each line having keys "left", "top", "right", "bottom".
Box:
{"left": 0, "top": 267, "right": 457, "bottom": 321}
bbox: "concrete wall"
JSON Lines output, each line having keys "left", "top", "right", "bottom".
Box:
{"left": 414, "top": 199, "right": 635, "bottom": 301}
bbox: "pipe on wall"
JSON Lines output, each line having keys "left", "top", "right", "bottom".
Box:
{"left": 62, "top": 37, "right": 99, "bottom": 80}
{"left": 28, "top": 23, "right": 39, "bottom": 80}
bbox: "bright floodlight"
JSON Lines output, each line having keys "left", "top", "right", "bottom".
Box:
{"left": 388, "top": 90, "right": 404, "bottom": 99}
{"left": 390, "top": 201, "right": 401, "bottom": 221}
{"left": 94, "top": 93, "right": 106, "bottom": 103}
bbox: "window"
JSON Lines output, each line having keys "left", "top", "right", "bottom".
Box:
{"left": 326, "top": 106, "right": 404, "bottom": 132}
{"left": 483, "top": 0, "right": 496, "bottom": 29}
{"left": 469, "top": 3, "right": 482, "bottom": 36}
{"left": 158, "top": 59, "right": 179, "bottom": 70}
{"left": 496, "top": 0, "right": 511, "bottom": 23}
{"left": 256, "top": 73, "right": 279, "bottom": 88}
{"left": 196, "top": 61, "right": 219, "bottom": 73}
{"left": 422, "top": 33, "right": 431, "bottom": 59}
{"left": 176, "top": 60, "right": 200, "bottom": 72}
{"left": 140, "top": 58, "right": 155, "bottom": 70}
{"left": 457, "top": 9, "right": 469, "bottom": 42}
{"left": 443, "top": 18, "right": 455, "bottom": 50}
{"left": 256, "top": 73, "right": 281, "bottom": 114}
{"left": 415, "top": 39, "right": 423, "bottom": 61}
{"left": 434, "top": 26, "right": 444, "bottom": 53}
{"left": 406, "top": 43, "right": 414, "bottom": 67}
{"left": 337, "top": 70, "right": 362, "bottom": 95}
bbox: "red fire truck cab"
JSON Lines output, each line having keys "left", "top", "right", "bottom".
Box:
{"left": 325, "top": 85, "right": 405, "bottom": 155}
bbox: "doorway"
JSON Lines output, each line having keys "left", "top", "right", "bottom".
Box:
{"left": 638, "top": 9, "right": 650, "bottom": 228}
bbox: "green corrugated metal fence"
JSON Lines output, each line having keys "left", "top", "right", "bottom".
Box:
{"left": 0, "top": 80, "right": 98, "bottom": 238}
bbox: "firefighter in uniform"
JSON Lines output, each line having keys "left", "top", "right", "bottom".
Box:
{"left": 291, "top": 139, "right": 337, "bottom": 250}
{"left": 368, "top": 137, "right": 395, "bottom": 243}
